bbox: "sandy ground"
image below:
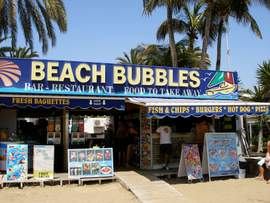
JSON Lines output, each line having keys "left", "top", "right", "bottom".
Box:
{"left": 0, "top": 182, "right": 138, "bottom": 203}
{"left": 171, "top": 178, "right": 270, "bottom": 203}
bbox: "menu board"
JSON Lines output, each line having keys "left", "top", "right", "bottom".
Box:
{"left": 204, "top": 133, "right": 239, "bottom": 178}
{"left": 178, "top": 144, "right": 203, "bottom": 180}
{"left": 34, "top": 145, "right": 54, "bottom": 180}
{"left": 68, "top": 148, "right": 114, "bottom": 178}
{"left": 6, "top": 144, "right": 28, "bottom": 181}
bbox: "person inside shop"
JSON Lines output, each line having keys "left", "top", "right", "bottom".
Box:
{"left": 192, "top": 118, "right": 215, "bottom": 156}
{"left": 156, "top": 125, "right": 172, "bottom": 170}
{"left": 104, "top": 123, "right": 114, "bottom": 147}
{"left": 115, "top": 120, "right": 129, "bottom": 167}
{"left": 126, "top": 121, "right": 138, "bottom": 167}
{"left": 257, "top": 141, "right": 270, "bottom": 183}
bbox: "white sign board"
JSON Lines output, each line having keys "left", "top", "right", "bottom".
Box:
{"left": 34, "top": 145, "right": 54, "bottom": 180}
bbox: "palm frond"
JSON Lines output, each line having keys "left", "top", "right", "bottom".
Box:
{"left": 156, "top": 19, "right": 186, "bottom": 41}
{"left": 18, "top": 0, "right": 33, "bottom": 49}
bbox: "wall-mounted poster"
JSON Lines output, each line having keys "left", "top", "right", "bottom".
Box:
{"left": 47, "top": 118, "right": 55, "bottom": 132}
{"left": 71, "top": 132, "right": 85, "bottom": 144}
{"left": 202, "top": 133, "right": 239, "bottom": 179}
{"left": 55, "top": 117, "right": 61, "bottom": 132}
{"left": 68, "top": 148, "right": 114, "bottom": 178}
{"left": 33, "top": 145, "right": 54, "bottom": 180}
{"left": 47, "top": 132, "right": 61, "bottom": 145}
{"left": 178, "top": 144, "right": 203, "bottom": 180}
{"left": 140, "top": 108, "right": 152, "bottom": 169}
{"left": 6, "top": 144, "right": 28, "bottom": 181}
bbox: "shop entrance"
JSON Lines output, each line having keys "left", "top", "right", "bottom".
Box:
{"left": 16, "top": 108, "right": 64, "bottom": 172}
{"left": 68, "top": 106, "right": 140, "bottom": 169}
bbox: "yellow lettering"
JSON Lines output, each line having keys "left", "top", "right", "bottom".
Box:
{"left": 179, "top": 70, "right": 189, "bottom": 87}
{"left": 142, "top": 68, "right": 154, "bottom": 86}
{"left": 127, "top": 66, "right": 140, "bottom": 85}
{"left": 155, "top": 68, "right": 167, "bottom": 86}
{"left": 113, "top": 66, "right": 126, "bottom": 84}
{"left": 47, "top": 62, "right": 59, "bottom": 81}
{"left": 60, "top": 63, "right": 75, "bottom": 82}
{"left": 92, "top": 64, "right": 106, "bottom": 83}
{"left": 31, "top": 61, "right": 45, "bottom": 81}
{"left": 189, "top": 71, "right": 201, "bottom": 88}
{"left": 75, "top": 63, "right": 90, "bottom": 83}
{"left": 168, "top": 70, "right": 178, "bottom": 87}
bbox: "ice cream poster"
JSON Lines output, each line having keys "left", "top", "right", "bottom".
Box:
{"left": 68, "top": 148, "right": 114, "bottom": 178}
{"left": 183, "top": 144, "right": 203, "bottom": 180}
{"left": 6, "top": 144, "right": 28, "bottom": 181}
{"left": 205, "top": 133, "right": 239, "bottom": 178}
{"left": 33, "top": 145, "right": 54, "bottom": 179}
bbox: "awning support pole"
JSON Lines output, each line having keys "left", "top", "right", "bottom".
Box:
{"left": 237, "top": 116, "right": 250, "bottom": 156}
{"left": 63, "top": 109, "right": 69, "bottom": 171}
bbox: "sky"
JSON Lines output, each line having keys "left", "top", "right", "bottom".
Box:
{"left": 15, "top": 1, "right": 270, "bottom": 89}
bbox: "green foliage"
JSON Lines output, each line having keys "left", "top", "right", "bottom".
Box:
{"left": 0, "top": 0, "right": 67, "bottom": 53}
{"left": 0, "top": 36, "right": 38, "bottom": 58}
{"left": 9, "top": 47, "right": 39, "bottom": 58}
{"left": 0, "top": 36, "right": 13, "bottom": 57}
{"left": 116, "top": 41, "right": 210, "bottom": 68}
{"left": 157, "top": 2, "right": 206, "bottom": 51}
{"left": 116, "top": 49, "right": 145, "bottom": 65}
{"left": 143, "top": 0, "right": 191, "bottom": 67}
{"left": 257, "top": 60, "right": 270, "bottom": 95}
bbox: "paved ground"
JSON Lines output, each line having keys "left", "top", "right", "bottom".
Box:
{"left": 0, "top": 182, "right": 138, "bottom": 203}
{"left": 116, "top": 171, "right": 194, "bottom": 203}
{"left": 169, "top": 178, "right": 270, "bottom": 203}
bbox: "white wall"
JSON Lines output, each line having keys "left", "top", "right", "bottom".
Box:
{"left": 0, "top": 108, "right": 17, "bottom": 134}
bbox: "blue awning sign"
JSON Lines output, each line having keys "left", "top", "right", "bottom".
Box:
{"left": 0, "top": 58, "right": 238, "bottom": 100}
{"left": 0, "top": 96, "right": 125, "bottom": 110}
{"left": 146, "top": 105, "right": 270, "bottom": 118}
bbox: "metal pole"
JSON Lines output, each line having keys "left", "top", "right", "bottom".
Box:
{"left": 225, "top": 29, "right": 231, "bottom": 69}
{"left": 63, "top": 109, "right": 69, "bottom": 171}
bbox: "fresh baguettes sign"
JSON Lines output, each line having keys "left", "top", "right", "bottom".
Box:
{"left": 0, "top": 58, "right": 238, "bottom": 100}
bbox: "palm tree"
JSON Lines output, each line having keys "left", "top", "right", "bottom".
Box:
{"left": 246, "top": 85, "right": 270, "bottom": 152}
{"left": 0, "top": 36, "right": 13, "bottom": 57}
{"left": 157, "top": 2, "right": 204, "bottom": 51}
{"left": 9, "top": 47, "right": 38, "bottom": 58}
{"left": 200, "top": 0, "right": 215, "bottom": 68}
{"left": 143, "top": 0, "right": 187, "bottom": 67}
{"left": 214, "top": 0, "right": 262, "bottom": 70}
{"left": 141, "top": 44, "right": 171, "bottom": 66}
{"left": 176, "top": 40, "right": 210, "bottom": 68}
{"left": 116, "top": 48, "right": 145, "bottom": 65}
{"left": 257, "top": 60, "right": 270, "bottom": 101}
{"left": 201, "top": 0, "right": 270, "bottom": 69}
{"left": 116, "top": 41, "right": 210, "bottom": 68}
{"left": 245, "top": 61, "right": 270, "bottom": 152}
{"left": 0, "top": 0, "right": 67, "bottom": 53}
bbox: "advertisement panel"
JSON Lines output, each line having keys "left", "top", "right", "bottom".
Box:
{"left": 33, "top": 145, "right": 54, "bottom": 179}
{"left": 0, "top": 58, "right": 238, "bottom": 100}
{"left": 204, "top": 133, "right": 239, "bottom": 178}
{"left": 68, "top": 148, "right": 114, "bottom": 178}
{"left": 178, "top": 144, "right": 203, "bottom": 180}
{"left": 6, "top": 144, "right": 28, "bottom": 181}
